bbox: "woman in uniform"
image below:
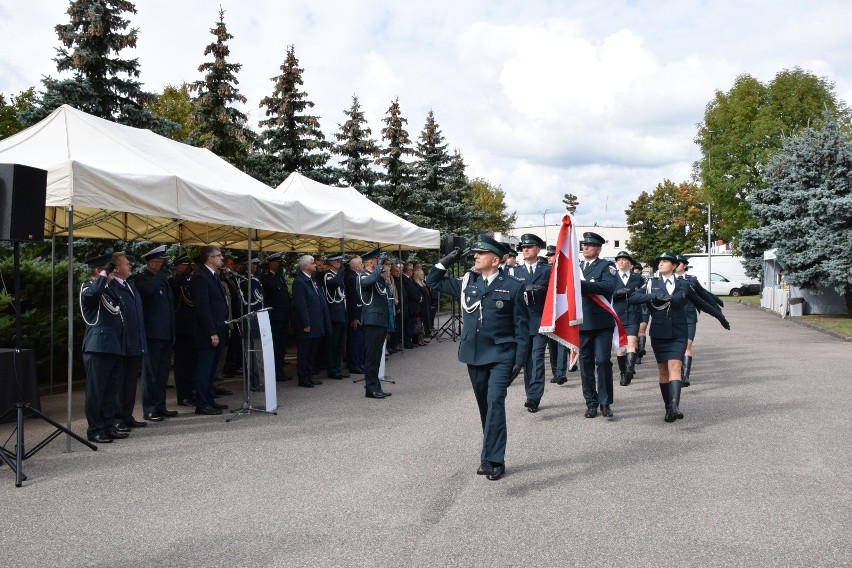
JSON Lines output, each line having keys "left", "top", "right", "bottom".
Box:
{"left": 629, "top": 252, "right": 730, "bottom": 422}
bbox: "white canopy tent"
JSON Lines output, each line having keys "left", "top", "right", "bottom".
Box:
{"left": 0, "top": 105, "right": 439, "bottom": 441}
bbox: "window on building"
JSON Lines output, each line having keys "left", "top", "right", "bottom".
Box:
{"left": 614, "top": 240, "right": 620, "bottom": 248}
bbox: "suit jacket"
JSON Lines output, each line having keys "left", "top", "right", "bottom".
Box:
{"left": 427, "top": 266, "right": 529, "bottom": 366}
{"left": 400, "top": 274, "right": 423, "bottom": 318}
{"left": 80, "top": 276, "right": 125, "bottom": 355}
{"left": 358, "top": 266, "right": 390, "bottom": 328}
{"left": 190, "top": 266, "right": 229, "bottom": 348}
{"left": 170, "top": 271, "right": 194, "bottom": 337}
{"left": 515, "top": 261, "right": 552, "bottom": 334}
{"left": 345, "top": 270, "right": 363, "bottom": 323}
{"left": 579, "top": 257, "right": 618, "bottom": 331}
{"left": 629, "top": 277, "right": 726, "bottom": 339}
{"left": 292, "top": 272, "right": 331, "bottom": 338}
{"left": 261, "top": 269, "right": 291, "bottom": 323}
{"left": 323, "top": 269, "right": 347, "bottom": 324}
{"left": 111, "top": 279, "right": 147, "bottom": 356}
{"left": 612, "top": 270, "right": 644, "bottom": 327}
{"left": 134, "top": 268, "right": 175, "bottom": 341}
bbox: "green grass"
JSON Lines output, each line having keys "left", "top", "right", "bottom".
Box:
{"left": 735, "top": 295, "right": 851, "bottom": 339}
{"left": 736, "top": 295, "right": 762, "bottom": 307}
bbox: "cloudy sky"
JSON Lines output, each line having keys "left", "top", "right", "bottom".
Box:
{"left": 2, "top": 0, "right": 851, "bottom": 229}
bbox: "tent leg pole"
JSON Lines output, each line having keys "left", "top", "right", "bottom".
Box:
{"left": 66, "top": 207, "right": 74, "bottom": 452}
{"left": 50, "top": 235, "right": 56, "bottom": 394}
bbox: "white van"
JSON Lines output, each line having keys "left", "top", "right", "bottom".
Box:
{"left": 685, "top": 253, "right": 760, "bottom": 293}
{"left": 689, "top": 271, "right": 753, "bottom": 296}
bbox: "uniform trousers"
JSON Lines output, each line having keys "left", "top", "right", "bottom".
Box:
{"left": 115, "top": 354, "right": 142, "bottom": 424}
{"left": 326, "top": 322, "right": 347, "bottom": 377}
{"left": 270, "top": 320, "right": 288, "bottom": 376}
{"left": 467, "top": 360, "right": 512, "bottom": 464}
{"left": 173, "top": 333, "right": 196, "bottom": 401}
{"left": 223, "top": 326, "right": 242, "bottom": 374}
{"left": 362, "top": 324, "right": 387, "bottom": 392}
{"left": 297, "top": 336, "right": 320, "bottom": 384}
{"left": 579, "top": 327, "right": 614, "bottom": 407}
{"left": 347, "top": 325, "right": 365, "bottom": 371}
{"left": 548, "top": 337, "right": 568, "bottom": 377}
{"left": 523, "top": 333, "right": 548, "bottom": 402}
{"left": 142, "top": 339, "right": 172, "bottom": 415}
{"left": 83, "top": 353, "right": 122, "bottom": 437}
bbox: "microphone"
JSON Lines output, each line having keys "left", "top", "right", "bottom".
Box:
{"left": 224, "top": 268, "right": 248, "bottom": 280}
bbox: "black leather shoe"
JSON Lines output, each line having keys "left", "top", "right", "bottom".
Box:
{"left": 124, "top": 417, "right": 147, "bottom": 428}
{"left": 619, "top": 374, "right": 627, "bottom": 386}
{"left": 87, "top": 433, "right": 112, "bottom": 443}
{"left": 524, "top": 399, "right": 539, "bottom": 413}
{"left": 477, "top": 461, "right": 494, "bottom": 475}
{"left": 310, "top": 379, "right": 323, "bottom": 386}
{"left": 298, "top": 382, "right": 315, "bottom": 388}
{"left": 340, "top": 371, "right": 351, "bottom": 378}
{"left": 365, "top": 391, "right": 387, "bottom": 399}
{"left": 178, "top": 397, "right": 196, "bottom": 407}
{"left": 114, "top": 424, "right": 131, "bottom": 433}
{"left": 195, "top": 405, "right": 222, "bottom": 415}
{"left": 144, "top": 412, "right": 165, "bottom": 422}
{"left": 160, "top": 409, "right": 178, "bottom": 417}
{"left": 349, "top": 368, "right": 365, "bottom": 374}
{"left": 584, "top": 406, "right": 598, "bottom": 418}
{"left": 549, "top": 377, "right": 559, "bottom": 383}
{"left": 556, "top": 376, "right": 567, "bottom": 385}
{"left": 214, "top": 387, "right": 233, "bottom": 396}
{"left": 106, "top": 428, "right": 129, "bottom": 439}
{"left": 486, "top": 463, "right": 505, "bottom": 481}
{"left": 210, "top": 401, "right": 229, "bottom": 410}
{"left": 665, "top": 408, "right": 676, "bottom": 422}
{"left": 600, "top": 405, "right": 613, "bottom": 418}
{"left": 250, "top": 385, "right": 264, "bottom": 392}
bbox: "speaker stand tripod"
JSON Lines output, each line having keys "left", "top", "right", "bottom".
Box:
{"left": 432, "top": 296, "right": 463, "bottom": 342}
{"left": 0, "top": 242, "right": 96, "bottom": 487}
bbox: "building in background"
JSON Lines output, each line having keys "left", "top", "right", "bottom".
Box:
{"left": 506, "top": 224, "right": 630, "bottom": 260}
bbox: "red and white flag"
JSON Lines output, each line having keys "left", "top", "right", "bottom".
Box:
{"left": 540, "top": 215, "right": 583, "bottom": 363}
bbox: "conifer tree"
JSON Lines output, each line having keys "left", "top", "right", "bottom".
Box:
{"left": 187, "top": 8, "right": 255, "bottom": 170}
{"left": 377, "top": 97, "right": 415, "bottom": 212}
{"left": 256, "top": 45, "right": 331, "bottom": 186}
{"left": 21, "top": 0, "right": 174, "bottom": 134}
{"left": 332, "top": 95, "right": 380, "bottom": 194}
{"left": 739, "top": 112, "right": 852, "bottom": 314}
{"left": 407, "top": 111, "right": 459, "bottom": 235}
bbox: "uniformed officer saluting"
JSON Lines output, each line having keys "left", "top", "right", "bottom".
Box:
{"left": 426, "top": 235, "right": 530, "bottom": 481}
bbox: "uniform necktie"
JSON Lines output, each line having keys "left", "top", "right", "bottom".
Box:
{"left": 123, "top": 281, "right": 134, "bottom": 297}
{"left": 666, "top": 279, "right": 674, "bottom": 294}
{"left": 580, "top": 261, "right": 586, "bottom": 270}
{"left": 622, "top": 273, "right": 628, "bottom": 283}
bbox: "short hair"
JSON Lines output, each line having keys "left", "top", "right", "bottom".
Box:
{"left": 298, "top": 254, "right": 314, "bottom": 269}
{"left": 199, "top": 246, "right": 221, "bottom": 263}
{"left": 349, "top": 256, "right": 362, "bottom": 270}
{"left": 404, "top": 263, "right": 414, "bottom": 272}
{"left": 111, "top": 252, "right": 126, "bottom": 262}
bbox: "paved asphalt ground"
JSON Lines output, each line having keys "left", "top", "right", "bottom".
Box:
{"left": 1, "top": 302, "right": 850, "bottom": 567}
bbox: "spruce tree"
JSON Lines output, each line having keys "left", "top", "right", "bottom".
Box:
{"left": 187, "top": 8, "right": 255, "bottom": 170}
{"left": 331, "top": 95, "right": 380, "bottom": 194}
{"left": 377, "top": 97, "right": 415, "bottom": 212}
{"left": 21, "top": 0, "right": 174, "bottom": 134}
{"left": 739, "top": 112, "right": 852, "bottom": 314}
{"left": 256, "top": 45, "right": 332, "bottom": 186}
{"left": 407, "top": 111, "right": 456, "bottom": 234}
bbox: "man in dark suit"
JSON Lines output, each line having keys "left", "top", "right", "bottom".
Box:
{"left": 358, "top": 249, "right": 390, "bottom": 398}
{"left": 191, "top": 246, "right": 229, "bottom": 415}
{"left": 111, "top": 252, "right": 148, "bottom": 429}
{"left": 170, "top": 255, "right": 196, "bottom": 406}
{"left": 400, "top": 262, "right": 424, "bottom": 349}
{"left": 578, "top": 232, "right": 619, "bottom": 418}
{"left": 345, "top": 256, "right": 366, "bottom": 374}
{"left": 136, "top": 245, "right": 178, "bottom": 421}
{"left": 515, "top": 233, "right": 552, "bottom": 413}
{"left": 322, "top": 254, "right": 348, "bottom": 379}
{"left": 261, "top": 252, "right": 291, "bottom": 381}
{"left": 292, "top": 254, "right": 331, "bottom": 388}
{"left": 427, "top": 235, "right": 529, "bottom": 481}
{"left": 612, "top": 250, "right": 644, "bottom": 386}
{"left": 79, "top": 254, "right": 130, "bottom": 443}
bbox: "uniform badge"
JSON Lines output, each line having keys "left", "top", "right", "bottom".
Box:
{"left": 495, "top": 300, "right": 504, "bottom": 309}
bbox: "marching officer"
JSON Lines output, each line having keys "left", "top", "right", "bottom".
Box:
{"left": 612, "top": 250, "right": 644, "bottom": 386}
{"left": 357, "top": 249, "right": 391, "bottom": 398}
{"left": 577, "top": 232, "right": 619, "bottom": 418}
{"left": 323, "top": 254, "right": 348, "bottom": 379}
{"left": 515, "top": 233, "right": 551, "bottom": 413}
{"left": 426, "top": 235, "right": 529, "bottom": 481}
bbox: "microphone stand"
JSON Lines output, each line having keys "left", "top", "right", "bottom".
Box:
{"left": 225, "top": 307, "right": 277, "bottom": 422}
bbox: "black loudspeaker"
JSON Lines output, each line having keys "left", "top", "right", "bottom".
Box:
{"left": 0, "top": 163, "right": 47, "bottom": 242}
{"left": 444, "top": 235, "right": 467, "bottom": 253}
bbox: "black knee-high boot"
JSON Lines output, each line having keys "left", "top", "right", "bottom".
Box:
{"left": 682, "top": 356, "right": 692, "bottom": 387}
{"left": 660, "top": 382, "right": 674, "bottom": 422}
{"left": 669, "top": 380, "right": 684, "bottom": 420}
{"left": 637, "top": 336, "right": 646, "bottom": 363}
{"left": 617, "top": 355, "right": 627, "bottom": 386}
{"left": 625, "top": 352, "right": 636, "bottom": 384}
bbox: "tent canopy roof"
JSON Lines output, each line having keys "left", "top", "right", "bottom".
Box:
{"left": 0, "top": 105, "right": 439, "bottom": 252}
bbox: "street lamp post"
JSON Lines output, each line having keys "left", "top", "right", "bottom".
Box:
{"left": 539, "top": 208, "right": 550, "bottom": 243}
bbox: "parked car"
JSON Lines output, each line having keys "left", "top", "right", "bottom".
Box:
{"left": 691, "top": 271, "right": 753, "bottom": 296}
